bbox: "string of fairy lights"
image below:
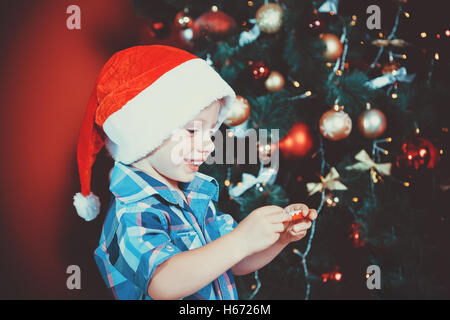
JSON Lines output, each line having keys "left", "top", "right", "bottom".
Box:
{"left": 285, "top": 16, "right": 349, "bottom": 300}
{"left": 292, "top": 135, "right": 328, "bottom": 300}
{"left": 368, "top": 6, "right": 403, "bottom": 71}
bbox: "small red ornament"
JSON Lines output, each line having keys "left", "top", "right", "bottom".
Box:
{"left": 279, "top": 123, "right": 314, "bottom": 158}
{"left": 396, "top": 136, "right": 440, "bottom": 171}
{"left": 349, "top": 223, "right": 366, "bottom": 248}
{"left": 134, "top": 0, "right": 177, "bottom": 40}
{"left": 286, "top": 209, "right": 306, "bottom": 222}
{"left": 249, "top": 61, "right": 270, "bottom": 81}
{"left": 322, "top": 267, "right": 342, "bottom": 282}
{"left": 151, "top": 21, "right": 171, "bottom": 38}
{"left": 193, "top": 9, "right": 237, "bottom": 39}
{"left": 140, "top": 19, "right": 172, "bottom": 40}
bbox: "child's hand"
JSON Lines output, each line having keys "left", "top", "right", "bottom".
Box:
{"left": 233, "top": 205, "right": 292, "bottom": 256}
{"left": 278, "top": 203, "right": 318, "bottom": 244}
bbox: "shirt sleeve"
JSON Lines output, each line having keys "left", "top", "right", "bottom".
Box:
{"left": 118, "top": 208, "right": 183, "bottom": 296}
{"left": 215, "top": 210, "right": 239, "bottom": 237}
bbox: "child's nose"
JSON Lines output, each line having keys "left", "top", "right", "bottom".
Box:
{"left": 194, "top": 132, "right": 215, "bottom": 155}
{"left": 201, "top": 134, "right": 215, "bottom": 154}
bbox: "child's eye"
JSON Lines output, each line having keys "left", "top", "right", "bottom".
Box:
{"left": 186, "top": 128, "right": 199, "bottom": 135}
{"left": 186, "top": 128, "right": 215, "bottom": 136}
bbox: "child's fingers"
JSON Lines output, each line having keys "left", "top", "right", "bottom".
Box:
{"left": 270, "top": 222, "right": 285, "bottom": 233}
{"left": 292, "top": 228, "right": 307, "bottom": 234}
{"left": 307, "top": 209, "right": 318, "bottom": 221}
{"left": 290, "top": 228, "right": 307, "bottom": 237}
{"left": 260, "top": 205, "right": 284, "bottom": 216}
{"left": 270, "top": 212, "right": 292, "bottom": 223}
{"left": 291, "top": 219, "right": 312, "bottom": 232}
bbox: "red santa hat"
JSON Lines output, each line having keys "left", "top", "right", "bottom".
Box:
{"left": 73, "top": 45, "right": 236, "bottom": 221}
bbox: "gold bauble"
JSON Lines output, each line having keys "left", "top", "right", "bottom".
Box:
{"left": 320, "top": 33, "right": 343, "bottom": 60}
{"left": 357, "top": 109, "right": 387, "bottom": 139}
{"left": 264, "top": 71, "right": 285, "bottom": 92}
{"left": 319, "top": 109, "right": 352, "bottom": 141}
{"left": 255, "top": 3, "right": 284, "bottom": 34}
{"left": 224, "top": 95, "right": 251, "bottom": 127}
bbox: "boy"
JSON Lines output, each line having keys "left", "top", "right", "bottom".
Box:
{"left": 73, "top": 45, "right": 317, "bottom": 300}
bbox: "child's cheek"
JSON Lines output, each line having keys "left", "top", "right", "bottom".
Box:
{"left": 167, "top": 131, "right": 193, "bottom": 165}
{"left": 183, "top": 136, "right": 196, "bottom": 155}
{"left": 179, "top": 136, "right": 196, "bottom": 160}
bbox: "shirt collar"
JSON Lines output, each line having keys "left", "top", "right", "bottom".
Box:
{"left": 109, "top": 162, "right": 219, "bottom": 205}
{"left": 178, "top": 171, "right": 219, "bottom": 201}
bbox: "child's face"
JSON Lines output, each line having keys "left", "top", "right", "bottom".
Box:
{"left": 143, "top": 100, "right": 221, "bottom": 183}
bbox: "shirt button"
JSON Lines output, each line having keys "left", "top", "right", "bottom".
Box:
{"left": 166, "top": 244, "right": 174, "bottom": 251}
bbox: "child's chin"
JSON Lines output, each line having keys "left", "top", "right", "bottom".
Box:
{"left": 178, "top": 169, "right": 196, "bottom": 182}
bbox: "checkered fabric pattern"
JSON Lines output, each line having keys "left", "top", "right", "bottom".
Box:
{"left": 94, "top": 161, "right": 239, "bottom": 300}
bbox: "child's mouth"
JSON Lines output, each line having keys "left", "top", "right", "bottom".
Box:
{"left": 184, "top": 159, "right": 204, "bottom": 172}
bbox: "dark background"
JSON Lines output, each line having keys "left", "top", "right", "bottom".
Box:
{"left": 0, "top": 0, "right": 447, "bottom": 299}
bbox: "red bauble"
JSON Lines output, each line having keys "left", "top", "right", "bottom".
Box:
{"left": 396, "top": 136, "right": 440, "bottom": 171}
{"left": 193, "top": 9, "right": 237, "bottom": 39}
{"left": 279, "top": 123, "right": 314, "bottom": 158}
{"left": 249, "top": 61, "right": 270, "bottom": 81}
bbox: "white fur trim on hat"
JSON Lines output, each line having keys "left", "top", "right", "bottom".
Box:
{"left": 73, "top": 192, "right": 101, "bottom": 221}
{"left": 102, "top": 58, "right": 236, "bottom": 164}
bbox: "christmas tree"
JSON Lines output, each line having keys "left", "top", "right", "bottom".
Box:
{"left": 133, "top": 0, "right": 449, "bottom": 299}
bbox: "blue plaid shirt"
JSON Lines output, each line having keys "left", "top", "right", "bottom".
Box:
{"left": 94, "top": 161, "right": 239, "bottom": 300}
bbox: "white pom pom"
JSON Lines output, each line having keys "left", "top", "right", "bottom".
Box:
{"left": 73, "top": 192, "right": 101, "bottom": 221}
